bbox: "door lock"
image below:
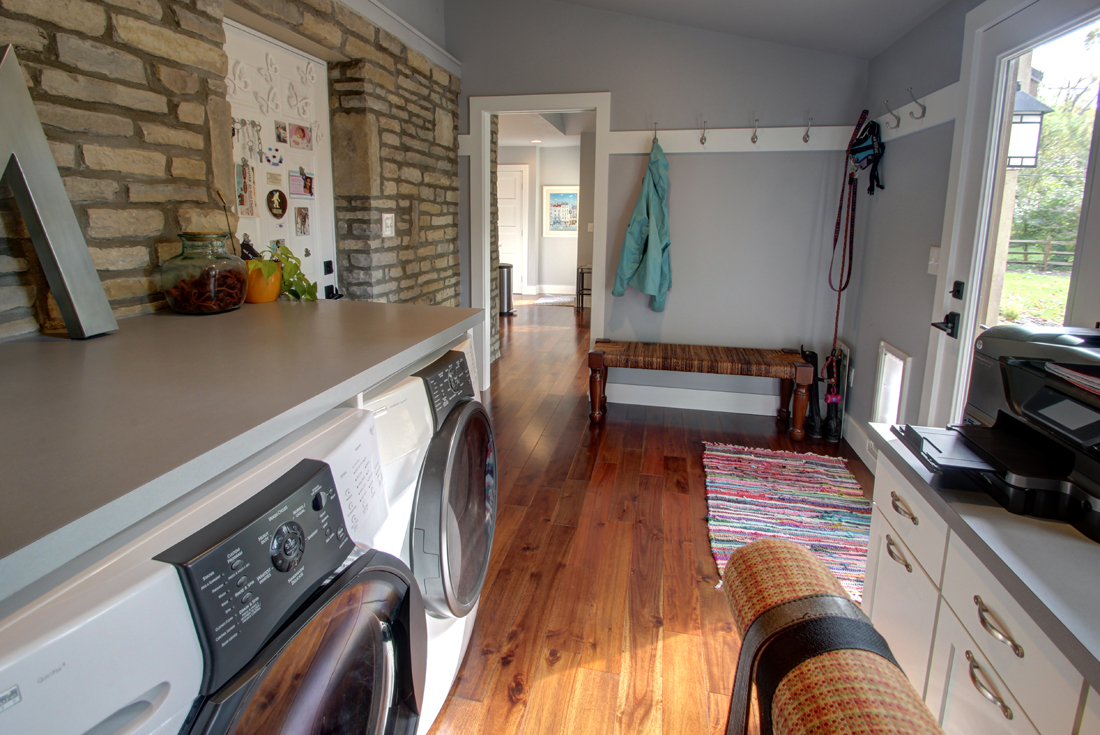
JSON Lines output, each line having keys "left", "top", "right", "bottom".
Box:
{"left": 951, "top": 280, "right": 966, "bottom": 300}
{"left": 932, "top": 312, "right": 961, "bottom": 339}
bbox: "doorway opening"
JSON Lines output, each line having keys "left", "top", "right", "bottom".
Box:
{"left": 977, "top": 18, "right": 1100, "bottom": 329}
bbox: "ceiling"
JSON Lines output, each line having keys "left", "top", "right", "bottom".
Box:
{"left": 497, "top": 112, "right": 595, "bottom": 148}
{"left": 559, "top": 0, "right": 954, "bottom": 59}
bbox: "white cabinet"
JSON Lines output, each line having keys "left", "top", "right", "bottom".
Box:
{"left": 874, "top": 457, "right": 950, "bottom": 582}
{"left": 865, "top": 506, "right": 940, "bottom": 696}
{"left": 926, "top": 605, "right": 1039, "bottom": 735}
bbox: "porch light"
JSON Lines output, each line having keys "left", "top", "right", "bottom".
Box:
{"left": 1007, "top": 84, "right": 1053, "bottom": 168}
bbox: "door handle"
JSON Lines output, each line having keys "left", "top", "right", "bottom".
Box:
{"left": 890, "top": 491, "right": 919, "bottom": 525}
{"left": 885, "top": 534, "right": 912, "bottom": 573}
{"left": 974, "top": 595, "right": 1025, "bottom": 658}
{"left": 931, "top": 312, "right": 961, "bottom": 339}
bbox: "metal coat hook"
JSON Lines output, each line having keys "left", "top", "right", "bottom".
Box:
{"left": 700, "top": 121, "right": 707, "bottom": 146}
{"left": 803, "top": 117, "right": 813, "bottom": 143}
{"left": 907, "top": 87, "right": 927, "bottom": 119}
{"left": 751, "top": 118, "right": 759, "bottom": 144}
{"left": 653, "top": 123, "right": 658, "bottom": 142}
{"left": 883, "top": 100, "right": 901, "bottom": 129}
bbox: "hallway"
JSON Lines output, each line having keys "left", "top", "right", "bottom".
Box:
{"left": 430, "top": 304, "right": 873, "bottom": 735}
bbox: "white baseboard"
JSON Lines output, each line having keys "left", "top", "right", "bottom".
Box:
{"left": 844, "top": 413, "right": 878, "bottom": 475}
{"left": 605, "top": 383, "right": 779, "bottom": 416}
{"left": 536, "top": 284, "right": 576, "bottom": 295}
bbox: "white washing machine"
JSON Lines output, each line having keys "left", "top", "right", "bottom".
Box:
{"left": 357, "top": 341, "right": 497, "bottom": 735}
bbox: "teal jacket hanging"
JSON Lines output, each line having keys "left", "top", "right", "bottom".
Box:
{"left": 612, "top": 139, "right": 671, "bottom": 312}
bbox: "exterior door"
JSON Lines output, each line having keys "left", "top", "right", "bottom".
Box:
{"left": 497, "top": 166, "right": 527, "bottom": 293}
{"left": 1066, "top": 93, "right": 1100, "bottom": 327}
{"left": 223, "top": 21, "right": 336, "bottom": 296}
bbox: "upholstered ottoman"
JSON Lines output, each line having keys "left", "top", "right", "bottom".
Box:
{"left": 722, "top": 538, "right": 943, "bottom": 735}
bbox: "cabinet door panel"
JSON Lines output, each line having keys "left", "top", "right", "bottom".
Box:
{"left": 926, "top": 605, "right": 1038, "bottom": 735}
{"left": 865, "top": 507, "right": 939, "bottom": 697}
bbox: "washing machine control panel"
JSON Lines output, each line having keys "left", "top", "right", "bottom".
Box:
{"left": 156, "top": 459, "right": 354, "bottom": 695}
{"left": 416, "top": 350, "right": 475, "bottom": 430}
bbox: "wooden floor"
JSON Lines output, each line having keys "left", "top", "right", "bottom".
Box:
{"left": 429, "top": 304, "right": 873, "bottom": 735}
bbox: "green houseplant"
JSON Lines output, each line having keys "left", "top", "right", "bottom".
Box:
{"left": 244, "top": 243, "right": 318, "bottom": 302}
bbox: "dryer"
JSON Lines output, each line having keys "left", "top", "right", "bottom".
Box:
{"left": 357, "top": 345, "right": 497, "bottom": 734}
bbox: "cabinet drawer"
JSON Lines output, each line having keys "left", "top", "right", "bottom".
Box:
{"left": 865, "top": 507, "right": 939, "bottom": 696}
{"left": 926, "top": 605, "right": 1038, "bottom": 735}
{"left": 941, "top": 536, "right": 1082, "bottom": 735}
{"left": 873, "top": 456, "right": 949, "bottom": 585}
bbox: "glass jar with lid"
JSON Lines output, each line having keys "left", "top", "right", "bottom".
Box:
{"left": 162, "top": 232, "right": 248, "bottom": 314}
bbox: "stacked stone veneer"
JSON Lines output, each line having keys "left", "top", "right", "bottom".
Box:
{"left": 0, "top": 0, "right": 460, "bottom": 339}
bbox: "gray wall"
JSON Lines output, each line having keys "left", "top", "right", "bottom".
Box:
{"left": 377, "top": 0, "right": 446, "bottom": 47}
{"left": 444, "top": 0, "right": 868, "bottom": 133}
{"left": 578, "top": 132, "right": 596, "bottom": 269}
{"left": 605, "top": 151, "right": 847, "bottom": 365}
{"left": 840, "top": 124, "right": 955, "bottom": 424}
{"left": 499, "top": 146, "right": 539, "bottom": 290}
{"left": 539, "top": 146, "right": 581, "bottom": 288}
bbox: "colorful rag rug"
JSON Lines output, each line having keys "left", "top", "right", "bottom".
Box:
{"left": 703, "top": 443, "right": 872, "bottom": 601}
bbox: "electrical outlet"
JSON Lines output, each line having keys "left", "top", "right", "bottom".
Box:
{"left": 928, "top": 246, "right": 941, "bottom": 275}
{"left": 382, "top": 212, "right": 395, "bottom": 238}
{"left": 587, "top": 222, "right": 594, "bottom": 232}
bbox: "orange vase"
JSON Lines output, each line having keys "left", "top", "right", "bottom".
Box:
{"left": 245, "top": 263, "right": 282, "bottom": 303}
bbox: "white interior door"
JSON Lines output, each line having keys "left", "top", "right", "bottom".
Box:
{"left": 497, "top": 165, "right": 527, "bottom": 293}
{"left": 223, "top": 21, "right": 336, "bottom": 296}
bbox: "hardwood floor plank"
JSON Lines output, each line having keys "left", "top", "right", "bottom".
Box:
{"left": 568, "top": 461, "right": 617, "bottom": 570}
{"left": 505, "top": 434, "right": 558, "bottom": 507}
{"left": 427, "top": 695, "right": 484, "bottom": 735}
{"left": 641, "top": 406, "right": 668, "bottom": 476}
{"left": 707, "top": 693, "right": 731, "bottom": 735}
{"left": 561, "top": 667, "right": 619, "bottom": 735}
{"left": 662, "top": 630, "right": 710, "bottom": 735}
{"left": 662, "top": 455, "right": 688, "bottom": 494}
{"left": 697, "top": 579, "right": 740, "bottom": 697}
{"left": 662, "top": 491, "right": 700, "bottom": 635}
{"left": 551, "top": 478, "right": 589, "bottom": 527}
{"left": 609, "top": 448, "right": 642, "bottom": 524}
{"left": 578, "top": 519, "right": 632, "bottom": 673}
{"left": 545, "top": 565, "right": 597, "bottom": 654}
{"left": 516, "top": 648, "right": 583, "bottom": 735}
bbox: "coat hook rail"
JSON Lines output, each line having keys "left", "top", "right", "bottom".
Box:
{"left": 751, "top": 118, "right": 759, "bottom": 144}
{"left": 803, "top": 117, "right": 813, "bottom": 143}
{"left": 907, "top": 87, "right": 927, "bottom": 119}
{"left": 883, "top": 100, "right": 901, "bottom": 129}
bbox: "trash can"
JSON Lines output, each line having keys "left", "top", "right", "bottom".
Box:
{"left": 499, "top": 263, "right": 515, "bottom": 315}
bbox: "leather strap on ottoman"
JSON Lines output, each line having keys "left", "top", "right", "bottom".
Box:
{"left": 723, "top": 539, "right": 942, "bottom": 735}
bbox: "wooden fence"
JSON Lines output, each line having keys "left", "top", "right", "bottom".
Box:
{"left": 1006, "top": 238, "right": 1075, "bottom": 270}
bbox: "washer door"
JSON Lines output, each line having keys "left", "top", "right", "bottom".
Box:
{"left": 412, "top": 399, "right": 498, "bottom": 618}
{"left": 190, "top": 552, "right": 426, "bottom": 735}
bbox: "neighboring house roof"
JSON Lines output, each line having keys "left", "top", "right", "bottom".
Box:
{"left": 1015, "top": 89, "right": 1054, "bottom": 114}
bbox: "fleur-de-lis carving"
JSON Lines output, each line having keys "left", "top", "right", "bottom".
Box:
{"left": 286, "top": 82, "right": 311, "bottom": 117}
{"left": 253, "top": 85, "right": 280, "bottom": 114}
{"left": 297, "top": 62, "right": 316, "bottom": 86}
{"left": 257, "top": 52, "right": 279, "bottom": 84}
{"left": 226, "top": 60, "right": 250, "bottom": 97}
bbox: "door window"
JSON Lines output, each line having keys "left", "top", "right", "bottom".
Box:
{"left": 445, "top": 410, "right": 496, "bottom": 609}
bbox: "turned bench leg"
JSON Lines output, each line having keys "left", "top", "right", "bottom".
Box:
{"left": 588, "top": 350, "right": 607, "bottom": 423}
{"left": 778, "top": 378, "right": 793, "bottom": 421}
{"left": 789, "top": 363, "right": 814, "bottom": 441}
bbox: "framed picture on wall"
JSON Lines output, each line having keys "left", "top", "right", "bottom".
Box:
{"left": 543, "top": 186, "right": 579, "bottom": 237}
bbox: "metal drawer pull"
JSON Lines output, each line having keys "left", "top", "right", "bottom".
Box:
{"left": 885, "top": 534, "right": 912, "bottom": 573}
{"left": 890, "top": 491, "right": 919, "bottom": 525}
{"left": 974, "top": 595, "right": 1025, "bottom": 658}
{"left": 966, "top": 650, "right": 1014, "bottom": 720}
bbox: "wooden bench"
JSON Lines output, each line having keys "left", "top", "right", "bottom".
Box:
{"left": 586, "top": 339, "right": 814, "bottom": 440}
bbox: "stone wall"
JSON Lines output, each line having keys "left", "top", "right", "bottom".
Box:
{"left": 0, "top": 0, "right": 460, "bottom": 339}
{"left": 488, "top": 113, "right": 499, "bottom": 362}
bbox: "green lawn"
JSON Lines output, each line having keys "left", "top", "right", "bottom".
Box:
{"left": 999, "top": 271, "right": 1070, "bottom": 325}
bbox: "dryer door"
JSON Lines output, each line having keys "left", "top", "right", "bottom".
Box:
{"left": 412, "top": 400, "right": 498, "bottom": 617}
{"left": 191, "top": 553, "right": 426, "bottom": 735}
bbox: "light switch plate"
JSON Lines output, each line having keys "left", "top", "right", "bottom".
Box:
{"left": 587, "top": 222, "right": 594, "bottom": 232}
{"left": 928, "top": 246, "right": 941, "bottom": 275}
{"left": 382, "top": 212, "right": 395, "bottom": 238}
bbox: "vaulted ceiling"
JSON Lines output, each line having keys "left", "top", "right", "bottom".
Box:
{"left": 559, "top": 0, "right": 955, "bottom": 59}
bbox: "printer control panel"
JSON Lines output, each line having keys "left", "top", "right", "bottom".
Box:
{"left": 156, "top": 459, "right": 353, "bottom": 695}
{"left": 415, "top": 350, "right": 474, "bottom": 430}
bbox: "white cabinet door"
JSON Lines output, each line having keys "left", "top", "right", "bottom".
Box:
{"left": 864, "top": 507, "right": 940, "bottom": 697}
{"left": 497, "top": 166, "right": 527, "bottom": 293}
{"left": 224, "top": 21, "right": 335, "bottom": 295}
{"left": 926, "top": 605, "right": 1038, "bottom": 735}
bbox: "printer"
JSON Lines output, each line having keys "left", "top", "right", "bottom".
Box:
{"left": 895, "top": 324, "right": 1100, "bottom": 542}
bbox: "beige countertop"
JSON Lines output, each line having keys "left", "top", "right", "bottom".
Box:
{"left": 0, "top": 300, "right": 481, "bottom": 601}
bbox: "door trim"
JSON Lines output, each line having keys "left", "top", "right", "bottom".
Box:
{"left": 497, "top": 164, "right": 529, "bottom": 294}
{"left": 919, "top": 0, "right": 1100, "bottom": 425}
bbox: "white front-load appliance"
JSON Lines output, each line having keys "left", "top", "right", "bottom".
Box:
{"left": 358, "top": 343, "right": 497, "bottom": 734}
{"left": 0, "top": 407, "right": 419, "bottom": 735}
